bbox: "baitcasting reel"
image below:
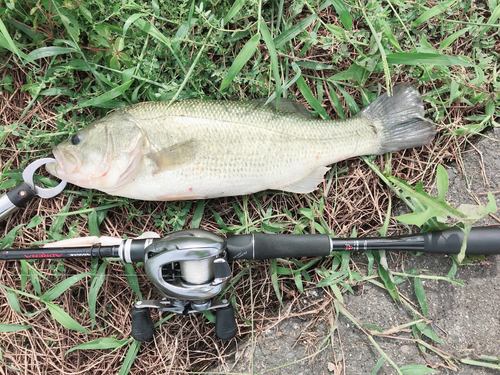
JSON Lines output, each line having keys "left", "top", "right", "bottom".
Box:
{"left": 128, "top": 229, "right": 237, "bottom": 341}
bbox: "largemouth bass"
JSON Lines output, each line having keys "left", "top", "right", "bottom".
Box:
{"left": 46, "top": 83, "right": 435, "bottom": 200}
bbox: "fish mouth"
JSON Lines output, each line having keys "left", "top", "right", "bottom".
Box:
{"left": 47, "top": 147, "right": 79, "bottom": 178}
{"left": 45, "top": 160, "right": 58, "bottom": 177}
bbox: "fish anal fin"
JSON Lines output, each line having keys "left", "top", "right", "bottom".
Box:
{"left": 147, "top": 139, "right": 196, "bottom": 174}
{"left": 279, "top": 166, "right": 330, "bottom": 193}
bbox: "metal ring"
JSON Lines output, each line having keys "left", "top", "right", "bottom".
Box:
{"left": 22, "top": 158, "right": 67, "bottom": 199}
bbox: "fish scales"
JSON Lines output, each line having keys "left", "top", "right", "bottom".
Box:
{"left": 46, "top": 84, "right": 436, "bottom": 200}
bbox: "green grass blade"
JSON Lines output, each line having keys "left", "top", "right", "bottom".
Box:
{"left": 374, "top": 251, "right": 400, "bottom": 303}
{"left": 296, "top": 76, "right": 329, "bottom": 119}
{"left": 50, "top": 198, "right": 72, "bottom": 238}
{"left": 440, "top": 27, "right": 470, "bottom": 51}
{"left": 259, "top": 18, "right": 282, "bottom": 99}
{"left": 168, "top": 29, "right": 212, "bottom": 105}
{"left": 326, "top": 83, "right": 346, "bottom": 119}
{"left": 40, "top": 87, "right": 76, "bottom": 97}
{"left": 45, "top": 301, "right": 90, "bottom": 333}
{"left": 27, "top": 46, "right": 77, "bottom": 60}
{"left": 0, "top": 323, "right": 33, "bottom": 333}
{"left": 295, "top": 61, "right": 335, "bottom": 70}
{"left": 20, "top": 260, "right": 28, "bottom": 291}
{"left": 223, "top": 0, "right": 245, "bottom": 26}
{"left": 220, "top": 33, "right": 260, "bottom": 91}
{"left": 461, "top": 358, "right": 500, "bottom": 370}
{"left": 41, "top": 273, "right": 91, "bottom": 302}
{"left": 412, "top": 0, "right": 457, "bottom": 27}
{"left": 123, "top": 263, "right": 142, "bottom": 299}
{"left": 380, "top": 19, "right": 403, "bottom": 52}
{"left": 478, "top": 3, "right": 500, "bottom": 36}
{"left": 480, "top": 355, "right": 500, "bottom": 363}
{"left": 360, "top": 5, "right": 392, "bottom": 93}
{"left": 415, "top": 322, "right": 443, "bottom": 344}
{"left": 370, "top": 357, "right": 385, "bottom": 375}
{"left": 132, "top": 18, "right": 187, "bottom": 75}
{"left": 88, "top": 210, "right": 100, "bottom": 237}
{"left": 122, "top": 13, "right": 148, "bottom": 38}
{"left": 274, "top": 14, "right": 318, "bottom": 49}
{"left": 413, "top": 277, "right": 427, "bottom": 317}
{"left": 55, "top": 4, "right": 80, "bottom": 42}
{"left": 173, "top": 18, "right": 197, "bottom": 51}
{"left": 79, "top": 80, "right": 133, "bottom": 108}
{"left": 400, "top": 364, "right": 440, "bottom": 374}
{"left": 488, "top": 4, "right": 500, "bottom": 25}
{"left": 119, "top": 340, "right": 141, "bottom": 375}
{"left": 0, "top": 224, "right": 23, "bottom": 249}
{"left": 6, "top": 289, "right": 22, "bottom": 315}
{"left": 191, "top": 199, "right": 205, "bottom": 228}
{"left": 377, "top": 196, "right": 392, "bottom": 237}
{"left": 269, "top": 259, "right": 283, "bottom": 307}
{"left": 293, "top": 271, "right": 304, "bottom": 292}
{"left": 3, "top": 287, "right": 46, "bottom": 317}
{"left": 66, "top": 338, "right": 131, "bottom": 355}
{"left": 0, "top": 19, "right": 37, "bottom": 65}
{"left": 316, "top": 270, "right": 348, "bottom": 288}
{"left": 386, "top": 52, "right": 472, "bottom": 67}
{"left": 332, "top": 83, "right": 360, "bottom": 115}
{"left": 28, "top": 266, "right": 41, "bottom": 296}
{"left": 89, "top": 260, "right": 108, "bottom": 329}
{"left": 330, "top": 0, "right": 352, "bottom": 30}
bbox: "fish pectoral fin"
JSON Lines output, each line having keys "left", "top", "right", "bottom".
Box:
{"left": 253, "top": 98, "right": 314, "bottom": 119}
{"left": 278, "top": 166, "right": 330, "bottom": 194}
{"left": 147, "top": 139, "right": 197, "bottom": 174}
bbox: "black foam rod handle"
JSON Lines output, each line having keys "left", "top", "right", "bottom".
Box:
{"left": 131, "top": 307, "right": 155, "bottom": 342}
{"left": 423, "top": 227, "right": 500, "bottom": 255}
{"left": 226, "top": 233, "right": 331, "bottom": 261}
{"left": 215, "top": 304, "right": 237, "bottom": 340}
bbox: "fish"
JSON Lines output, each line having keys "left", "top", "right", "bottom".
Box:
{"left": 46, "top": 83, "right": 435, "bottom": 201}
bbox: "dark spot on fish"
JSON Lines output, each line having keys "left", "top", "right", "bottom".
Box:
{"left": 369, "top": 124, "right": 378, "bottom": 135}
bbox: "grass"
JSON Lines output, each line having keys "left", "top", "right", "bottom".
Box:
{"left": 0, "top": 0, "right": 499, "bottom": 374}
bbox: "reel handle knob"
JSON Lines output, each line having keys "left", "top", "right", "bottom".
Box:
{"left": 213, "top": 258, "right": 231, "bottom": 279}
{"left": 131, "top": 307, "right": 155, "bottom": 342}
{"left": 215, "top": 302, "right": 237, "bottom": 340}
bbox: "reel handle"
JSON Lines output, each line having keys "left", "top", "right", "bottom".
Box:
{"left": 130, "top": 307, "right": 155, "bottom": 342}
{"left": 215, "top": 303, "right": 237, "bottom": 340}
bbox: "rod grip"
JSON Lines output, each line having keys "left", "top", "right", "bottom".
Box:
{"left": 131, "top": 307, "right": 155, "bottom": 342}
{"left": 423, "top": 227, "right": 500, "bottom": 255}
{"left": 215, "top": 304, "right": 237, "bottom": 340}
{"left": 226, "top": 233, "right": 331, "bottom": 261}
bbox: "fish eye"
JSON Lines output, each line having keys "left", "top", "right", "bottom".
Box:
{"left": 71, "top": 133, "right": 82, "bottom": 145}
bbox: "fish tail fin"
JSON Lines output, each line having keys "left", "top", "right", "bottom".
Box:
{"left": 358, "top": 83, "right": 436, "bottom": 154}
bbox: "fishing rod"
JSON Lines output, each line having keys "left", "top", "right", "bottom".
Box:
{"left": 1, "top": 227, "right": 500, "bottom": 341}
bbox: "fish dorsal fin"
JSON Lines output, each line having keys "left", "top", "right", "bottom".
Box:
{"left": 253, "top": 98, "right": 313, "bottom": 119}
{"left": 278, "top": 166, "right": 330, "bottom": 193}
{"left": 147, "top": 139, "right": 196, "bottom": 174}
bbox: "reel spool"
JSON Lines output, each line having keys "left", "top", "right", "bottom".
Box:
{"left": 130, "top": 229, "right": 237, "bottom": 341}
